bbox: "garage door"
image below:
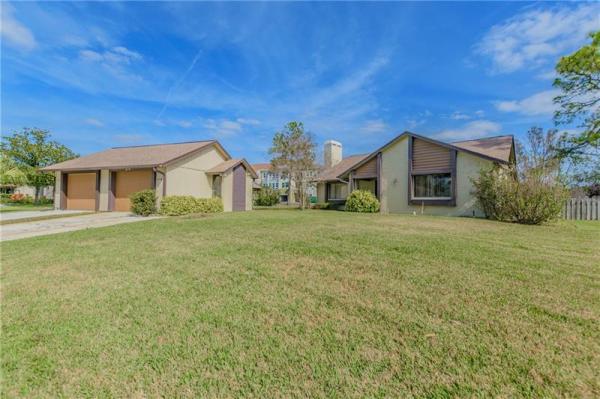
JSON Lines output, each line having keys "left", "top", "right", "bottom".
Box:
{"left": 114, "top": 169, "right": 154, "bottom": 212}
{"left": 67, "top": 173, "right": 97, "bottom": 210}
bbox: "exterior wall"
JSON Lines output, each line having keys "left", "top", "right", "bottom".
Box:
{"left": 165, "top": 146, "right": 227, "bottom": 197}
{"left": 380, "top": 136, "right": 491, "bottom": 216}
{"left": 354, "top": 157, "right": 377, "bottom": 178}
{"left": 317, "top": 182, "right": 326, "bottom": 203}
{"left": 221, "top": 170, "right": 233, "bottom": 212}
{"left": 246, "top": 172, "right": 253, "bottom": 211}
{"left": 54, "top": 171, "right": 62, "bottom": 209}
{"left": 155, "top": 168, "right": 165, "bottom": 208}
{"left": 15, "top": 185, "right": 54, "bottom": 199}
{"left": 98, "top": 169, "right": 109, "bottom": 211}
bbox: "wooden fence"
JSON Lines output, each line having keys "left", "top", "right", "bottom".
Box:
{"left": 563, "top": 197, "right": 599, "bottom": 220}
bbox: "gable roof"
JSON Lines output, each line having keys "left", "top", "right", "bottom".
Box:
{"left": 206, "top": 159, "right": 258, "bottom": 178}
{"left": 315, "top": 154, "right": 369, "bottom": 182}
{"left": 251, "top": 163, "right": 272, "bottom": 172}
{"left": 452, "top": 135, "right": 514, "bottom": 163}
{"left": 42, "top": 140, "right": 229, "bottom": 171}
{"left": 336, "top": 132, "right": 514, "bottom": 179}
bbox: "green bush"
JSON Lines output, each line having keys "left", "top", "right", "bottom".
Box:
{"left": 345, "top": 190, "right": 380, "bottom": 213}
{"left": 472, "top": 166, "right": 568, "bottom": 225}
{"left": 130, "top": 189, "right": 157, "bottom": 216}
{"left": 159, "top": 196, "right": 223, "bottom": 216}
{"left": 254, "top": 187, "right": 280, "bottom": 206}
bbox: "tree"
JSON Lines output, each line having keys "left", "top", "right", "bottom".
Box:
{"left": 515, "top": 127, "right": 561, "bottom": 182}
{"left": 269, "top": 122, "right": 317, "bottom": 209}
{"left": 1, "top": 128, "right": 77, "bottom": 201}
{"left": 553, "top": 31, "right": 600, "bottom": 158}
{"left": 0, "top": 153, "right": 28, "bottom": 188}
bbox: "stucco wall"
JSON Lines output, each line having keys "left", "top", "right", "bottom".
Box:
{"left": 54, "top": 171, "right": 62, "bottom": 209}
{"left": 165, "top": 146, "right": 226, "bottom": 197}
{"left": 380, "top": 136, "right": 491, "bottom": 216}
{"left": 221, "top": 170, "right": 233, "bottom": 212}
{"left": 317, "top": 182, "right": 326, "bottom": 203}
{"left": 246, "top": 172, "right": 253, "bottom": 211}
{"left": 98, "top": 169, "right": 109, "bottom": 211}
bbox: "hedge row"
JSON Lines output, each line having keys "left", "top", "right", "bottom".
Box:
{"left": 159, "top": 196, "right": 223, "bottom": 216}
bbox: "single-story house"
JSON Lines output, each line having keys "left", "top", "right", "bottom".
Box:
{"left": 315, "top": 132, "right": 515, "bottom": 217}
{"left": 42, "top": 140, "right": 257, "bottom": 212}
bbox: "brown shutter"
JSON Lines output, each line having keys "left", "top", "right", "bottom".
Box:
{"left": 412, "top": 138, "right": 452, "bottom": 174}
{"left": 354, "top": 157, "right": 377, "bottom": 178}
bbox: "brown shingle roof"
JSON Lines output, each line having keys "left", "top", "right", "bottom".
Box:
{"left": 316, "top": 154, "right": 369, "bottom": 182}
{"left": 251, "top": 163, "right": 272, "bottom": 172}
{"left": 42, "top": 140, "right": 223, "bottom": 171}
{"left": 207, "top": 159, "right": 258, "bottom": 178}
{"left": 452, "top": 135, "right": 514, "bottom": 163}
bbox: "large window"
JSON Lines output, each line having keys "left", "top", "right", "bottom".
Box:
{"left": 328, "top": 183, "right": 346, "bottom": 200}
{"left": 412, "top": 173, "right": 451, "bottom": 199}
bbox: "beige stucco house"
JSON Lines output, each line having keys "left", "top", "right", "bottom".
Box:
{"left": 316, "top": 132, "right": 515, "bottom": 217}
{"left": 42, "top": 140, "right": 257, "bottom": 212}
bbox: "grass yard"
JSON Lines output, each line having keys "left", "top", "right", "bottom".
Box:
{"left": 1, "top": 211, "right": 599, "bottom": 397}
{"left": 0, "top": 203, "right": 53, "bottom": 213}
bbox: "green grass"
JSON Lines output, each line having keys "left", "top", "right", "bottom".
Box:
{"left": 1, "top": 211, "right": 599, "bottom": 397}
{"left": 0, "top": 203, "right": 53, "bottom": 213}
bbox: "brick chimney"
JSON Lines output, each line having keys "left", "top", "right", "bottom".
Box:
{"left": 324, "top": 140, "right": 342, "bottom": 168}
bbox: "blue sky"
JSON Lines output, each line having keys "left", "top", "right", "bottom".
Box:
{"left": 2, "top": 2, "right": 599, "bottom": 163}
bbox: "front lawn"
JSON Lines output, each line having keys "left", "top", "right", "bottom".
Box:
{"left": 2, "top": 211, "right": 599, "bottom": 397}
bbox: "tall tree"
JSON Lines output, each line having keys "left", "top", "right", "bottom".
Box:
{"left": 553, "top": 30, "right": 600, "bottom": 158}
{"left": 269, "top": 121, "right": 317, "bottom": 209}
{"left": 516, "top": 127, "right": 561, "bottom": 182}
{"left": 0, "top": 154, "right": 28, "bottom": 187}
{"left": 1, "top": 128, "right": 77, "bottom": 201}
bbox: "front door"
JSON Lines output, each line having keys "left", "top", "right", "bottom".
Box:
{"left": 232, "top": 165, "right": 246, "bottom": 211}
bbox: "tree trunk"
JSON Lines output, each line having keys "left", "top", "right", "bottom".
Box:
{"left": 34, "top": 185, "right": 41, "bottom": 203}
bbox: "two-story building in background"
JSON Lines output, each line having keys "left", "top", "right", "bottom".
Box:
{"left": 252, "top": 163, "right": 317, "bottom": 203}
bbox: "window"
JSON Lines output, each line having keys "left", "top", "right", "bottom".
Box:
{"left": 412, "top": 173, "right": 451, "bottom": 199}
{"left": 328, "top": 183, "right": 346, "bottom": 200}
{"left": 212, "top": 175, "right": 222, "bottom": 198}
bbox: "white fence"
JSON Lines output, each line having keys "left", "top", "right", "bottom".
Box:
{"left": 563, "top": 197, "right": 599, "bottom": 221}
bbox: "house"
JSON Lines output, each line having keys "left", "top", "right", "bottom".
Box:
{"left": 252, "top": 163, "right": 317, "bottom": 203}
{"left": 42, "top": 140, "right": 257, "bottom": 212}
{"left": 315, "top": 132, "right": 515, "bottom": 216}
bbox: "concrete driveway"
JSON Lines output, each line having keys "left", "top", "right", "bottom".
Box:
{"left": 1, "top": 212, "right": 161, "bottom": 242}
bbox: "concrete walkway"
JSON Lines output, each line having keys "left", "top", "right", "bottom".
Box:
{"left": 0, "top": 209, "right": 86, "bottom": 221}
{"left": 1, "top": 212, "right": 161, "bottom": 242}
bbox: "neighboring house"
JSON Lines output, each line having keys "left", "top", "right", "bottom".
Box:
{"left": 315, "top": 132, "right": 515, "bottom": 217}
{"left": 42, "top": 140, "right": 257, "bottom": 212}
{"left": 14, "top": 185, "right": 54, "bottom": 199}
{"left": 252, "top": 163, "right": 317, "bottom": 203}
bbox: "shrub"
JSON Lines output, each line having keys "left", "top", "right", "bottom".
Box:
{"left": 159, "top": 196, "right": 223, "bottom": 216}
{"left": 472, "top": 166, "right": 568, "bottom": 225}
{"left": 129, "top": 189, "right": 157, "bottom": 216}
{"left": 345, "top": 190, "right": 380, "bottom": 213}
{"left": 8, "top": 193, "right": 33, "bottom": 204}
{"left": 254, "top": 187, "right": 280, "bottom": 206}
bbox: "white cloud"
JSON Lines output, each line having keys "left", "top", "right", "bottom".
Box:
{"left": 79, "top": 46, "right": 143, "bottom": 65}
{"left": 176, "top": 120, "right": 192, "bottom": 128}
{"left": 450, "top": 111, "right": 471, "bottom": 120}
{"left": 476, "top": 4, "right": 600, "bottom": 73}
{"left": 203, "top": 119, "right": 243, "bottom": 138}
{"left": 475, "top": 110, "right": 485, "bottom": 117}
{"left": 435, "top": 120, "right": 502, "bottom": 141}
{"left": 1, "top": 4, "right": 37, "bottom": 50}
{"left": 495, "top": 89, "right": 559, "bottom": 116}
{"left": 360, "top": 119, "right": 388, "bottom": 133}
{"left": 236, "top": 118, "right": 260, "bottom": 126}
{"left": 84, "top": 118, "right": 104, "bottom": 127}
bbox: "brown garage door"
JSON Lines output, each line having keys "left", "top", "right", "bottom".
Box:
{"left": 67, "top": 172, "right": 97, "bottom": 210}
{"left": 114, "top": 169, "right": 153, "bottom": 212}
